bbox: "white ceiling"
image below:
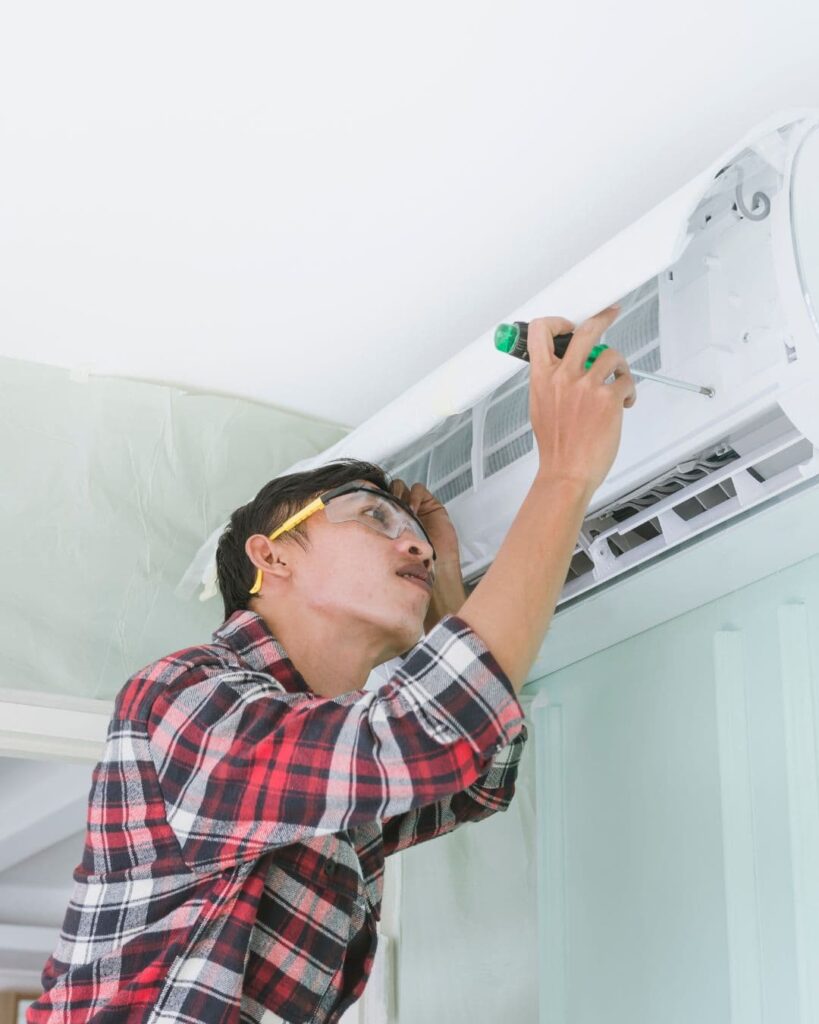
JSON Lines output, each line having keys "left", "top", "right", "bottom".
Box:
{"left": 2, "top": 2, "right": 819, "bottom": 428}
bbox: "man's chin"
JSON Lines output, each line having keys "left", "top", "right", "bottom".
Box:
{"left": 398, "top": 623, "right": 426, "bottom": 657}
{"left": 375, "top": 619, "right": 425, "bottom": 663}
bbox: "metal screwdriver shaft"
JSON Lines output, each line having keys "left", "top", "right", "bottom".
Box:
{"left": 494, "top": 322, "right": 715, "bottom": 399}
{"left": 628, "top": 368, "right": 715, "bottom": 397}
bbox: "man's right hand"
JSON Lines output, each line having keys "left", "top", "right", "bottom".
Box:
{"left": 457, "top": 305, "right": 637, "bottom": 693}
{"left": 527, "top": 307, "right": 636, "bottom": 501}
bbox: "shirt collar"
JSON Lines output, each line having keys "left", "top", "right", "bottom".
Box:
{"left": 212, "top": 609, "right": 313, "bottom": 695}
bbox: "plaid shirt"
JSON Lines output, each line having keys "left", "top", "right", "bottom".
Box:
{"left": 29, "top": 610, "right": 527, "bottom": 1024}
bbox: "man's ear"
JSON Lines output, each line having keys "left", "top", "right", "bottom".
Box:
{"left": 245, "top": 534, "right": 293, "bottom": 590}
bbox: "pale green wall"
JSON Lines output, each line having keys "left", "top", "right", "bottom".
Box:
{"left": 397, "top": 694, "right": 539, "bottom": 1022}
{"left": 398, "top": 506, "right": 819, "bottom": 1024}
{"left": 0, "top": 357, "right": 348, "bottom": 699}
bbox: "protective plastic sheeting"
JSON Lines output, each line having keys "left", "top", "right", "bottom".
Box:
{"left": 1, "top": 356, "right": 346, "bottom": 700}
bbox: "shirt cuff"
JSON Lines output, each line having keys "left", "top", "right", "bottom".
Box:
{"left": 393, "top": 612, "right": 526, "bottom": 758}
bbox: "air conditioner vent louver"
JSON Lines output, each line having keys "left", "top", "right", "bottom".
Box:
{"left": 597, "top": 447, "right": 741, "bottom": 526}
{"left": 464, "top": 411, "right": 819, "bottom": 605}
{"left": 555, "top": 417, "right": 817, "bottom": 602}
{"left": 748, "top": 438, "right": 814, "bottom": 482}
{"left": 673, "top": 479, "right": 738, "bottom": 521}
{"left": 567, "top": 549, "right": 595, "bottom": 581}
{"left": 607, "top": 517, "right": 662, "bottom": 556}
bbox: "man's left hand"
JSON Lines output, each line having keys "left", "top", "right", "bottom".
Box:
{"left": 390, "top": 479, "right": 467, "bottom": 632}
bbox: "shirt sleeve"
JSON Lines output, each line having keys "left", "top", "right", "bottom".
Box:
{"left": 380, "top": 727, "right": 528, "bottom": 857}
{"left": 147, "top": 614, "right": 525, "bottom": 871}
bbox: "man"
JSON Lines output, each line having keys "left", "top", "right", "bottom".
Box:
{"left": 30, "top": 309, "right": 635, "bottom": 1023}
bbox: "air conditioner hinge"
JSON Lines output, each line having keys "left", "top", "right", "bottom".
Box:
{"left": 589, "top": 537, "right": 617, "bottom": 576}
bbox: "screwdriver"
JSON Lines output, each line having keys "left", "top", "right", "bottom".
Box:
{"left": 494, "top": 321, "right": 715, "bottom": 398}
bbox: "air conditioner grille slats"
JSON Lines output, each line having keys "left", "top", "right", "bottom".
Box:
{"left": 484, "top": 377, "right": 532, "bottom": 478}
{"left": 631, "top": 347, "right": 662, "bottom": 374}
{"left": 385, "top": 275, "right": 664, "bottom": 495}
{"left": 428, "top": 420, "right": 474, "bottom": 501}
{"left": 386, "top": 451, "right": 429, "bottom": 490}
{"left": 485, "top": 431, "right": 535, "bottom": 478}
{"left": 480, "top": 276, "right": 661, "bottom": 480}
{"left": 603, "top": 282, "right": 660, "bottom": 361}
{"left": 436, "top": 469, "right": 474, "bottom": 505}
{"left": 383, "top": 410, "right": 474, "bottom": 502}
{"left": 428, "top": 420, "right": 472, "bottom": 484}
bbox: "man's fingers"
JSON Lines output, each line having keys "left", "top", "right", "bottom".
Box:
{"left": 527, "top": 316, "right": 575, "bottom": 363}
{"left": 408, "top": 482, "right": 429, "bottom": 514}
{"left": 561, "top": 305, "right": 620, "bottom": 375}
{"left": 584, "top": 346, "right": 628, "bottom": 385}
{"left": 582, "top": 346, "right": 637, "bottom": 407}
{"left": 610, "top": 368, "right": 638, "bottom": 409}
{"left": 390, "top": 478, "right": 410, "bottom": 502}
{"left": 392, "top": 478, "right": 437, "bottom": 515}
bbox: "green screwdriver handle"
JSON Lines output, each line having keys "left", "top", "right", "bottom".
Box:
{"left": 495, "top": 321, "right": 609, "bottom": 370}
{"left": 584, "top": 343, "right": 609, "bottom": 370}
{"left": 495, "top": 320, "right": 715, "bottom": 398}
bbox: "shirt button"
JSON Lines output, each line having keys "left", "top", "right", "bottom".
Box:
{"left": 325, "top": 861, "right": 337, "bottom": 875}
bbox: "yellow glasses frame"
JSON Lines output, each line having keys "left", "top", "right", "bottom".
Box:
{"left": 247, "top": 484, "right": 435, "bottom": 596}
{"left": 248, "top": 495, "right": 327, "bottom": 595}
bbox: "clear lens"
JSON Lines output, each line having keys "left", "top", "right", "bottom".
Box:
{"left": 324, "top": 490, "right": 429, "bottom": 546}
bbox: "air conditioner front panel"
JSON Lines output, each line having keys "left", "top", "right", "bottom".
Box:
{"left": 179, "top": 111, "right": 819, "bottom": 610}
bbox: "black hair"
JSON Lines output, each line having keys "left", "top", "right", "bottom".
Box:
{"left": 215, "top": 458, "right": 391, "bottom": 621}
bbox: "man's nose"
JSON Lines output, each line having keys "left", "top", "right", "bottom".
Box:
{"left": 396, "top": 527, "right": 434, "bottom": 564}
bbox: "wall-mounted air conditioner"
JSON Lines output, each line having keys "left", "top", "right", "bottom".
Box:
{"left": 184, "top": 110, "right": 819, "bottom": 613}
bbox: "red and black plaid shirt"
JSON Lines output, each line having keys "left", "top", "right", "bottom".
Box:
{"left": 29, "top": 610, "right": 527, "bottom": 1024}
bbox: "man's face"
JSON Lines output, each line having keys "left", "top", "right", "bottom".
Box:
{"left": 284, "top": 483, "right": 435, "bottom": 659}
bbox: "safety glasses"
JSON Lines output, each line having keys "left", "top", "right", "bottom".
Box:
{"left": 249, "top": 483, "right": 436, "bottom": 595}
